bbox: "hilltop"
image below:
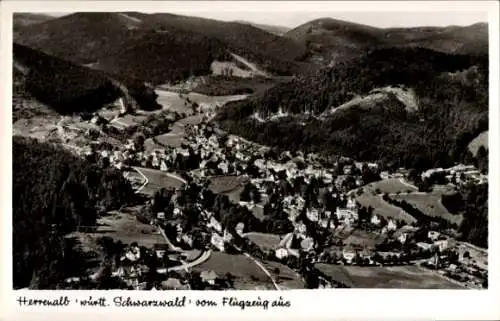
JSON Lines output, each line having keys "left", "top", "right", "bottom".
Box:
{"left": 286, "top": 18, "right": 488, "bottom": 65}
{"left": 13, "top": 13, "right": 54, "bottom": 29}
{"left": 233, "top": 20, "right": 291, "bottom": 36}
{"left": 15, "top": 12, "right": 307, "bottom": 83}
{"left": 215, "top": 47, "right": 488, "bottom": 170}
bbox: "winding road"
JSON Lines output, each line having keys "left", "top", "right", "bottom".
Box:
{"left": 132, "top": 166, "right": 149, "bottom": 194}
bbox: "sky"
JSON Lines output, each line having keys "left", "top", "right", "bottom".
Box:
{"left": 44, "top": 3, "right": 489, "bottom": 29}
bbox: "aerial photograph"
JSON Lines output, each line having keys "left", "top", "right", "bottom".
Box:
{"left": 12, "top": 10, "right": 488, "bottom": 290}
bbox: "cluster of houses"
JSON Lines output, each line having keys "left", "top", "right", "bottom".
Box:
{"left": 422, "top": 164, "right": 487, "bottom": 185}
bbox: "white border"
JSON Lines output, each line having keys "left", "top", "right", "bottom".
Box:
{"left": 1, "top": 1, "right": 499, "bottom": 320}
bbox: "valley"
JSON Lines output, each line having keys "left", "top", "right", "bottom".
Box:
{"left": 12, "top": 11, "right": 489, "bottom": 291}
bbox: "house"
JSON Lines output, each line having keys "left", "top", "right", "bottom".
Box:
{"left": 208, "top": 216, "right": 222, "bottom": 233}
{"left": 371, "top": 214, "right": 381, "bottom": 226}
{"left": 210, "top": 233, "right": 225, "bottom": 252}
{"left": 417, "top": 242, "right": 433, "bottom": 251}
{"left": 398, "top": 232, "right": 407, "bottom": 244}
{"left": 279, "top": 232, "right": 294, "bottom": 249}
{"left": 387, "top": 219, "right": 397, "bottom": 231}
{"left": 428, "top": 231, "right": 440, "bottom": 241}
{"left": 295, "top": 222, "right": 307, "bottom": 235}
{"left": 434, "top": 239, "right": 449, "bottom": 252}
{"left": 223, "top": 229, "right": 233, "bottom": 242}
{"left": 319, "top": 219, "right": 329, "bottom": 229}
{"left": 160, "top": 160, "right": 168, "bottom": 172}
{"left": 300, "top": 237, "right": 314, "bottom": 252}
{"left": 306, "top": 208, "right": 319, "bottom": 222}
{"left": 235, "top": 222, "right": 245, "bottom": 236}
{"left": 161, "top": 278, "right": 189, "bottom": 290}
{"left": 154, "top": 244, "right": 168, "bottom": 259}
{"left": 157, "top": 212, "right": 165, "bottom": 220}
{"left": 181, "top": 234, "right": 193, "bottom": 248}
{"left": 173, "top": 207, "right": 182, "bottom": 217}
{"left": 342, "top": 248, "right": 356, "bottom": 264}
{"left": 346, "top": 198, "right": 357, "bottom": 211}
{"left": 275, "top": 248, "right": 288, "bottom": 259}
{"left": 200, "top": 270, "right": 218, "bottom": 285}
{"left": 123, "top": 245, "right": 141, "bottom": 262}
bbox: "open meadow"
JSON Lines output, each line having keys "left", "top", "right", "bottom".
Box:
{"left": 192, "top": 252, "right": 304, "bottom": 290}
{"left": 70, "top": 211, "right": 165, "bottom": 249}
{"left": 315, "top": 264, "right": 465, "bottom": 289}
{"left": 244, "top": 232, "right": 282, "bottom": 251}
{"left": 356, "top": 193, "right": 416, "bottom": 224}
{"left": 131, "top": 167, "right": 186, "bottom": 195}
{"left": 364, "top": 178, "right": 417, "bottom": 194}
{"left": 391, "top": 193, "right": 463, "bottom": 226}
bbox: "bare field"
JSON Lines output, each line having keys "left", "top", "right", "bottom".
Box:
{"left": 391, "top": 193, "right": 463, "bottom": 226}
{"left": 356, "top": 194, "right": 416, "bottom": 224}
{"left": 315, "top": 264, "right": 466, "bottom": 289}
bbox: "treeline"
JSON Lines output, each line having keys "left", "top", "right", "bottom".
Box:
{"left": 13, "top": 43, "right": 160, "bottom": 114}
{"left": 441, "top": 183, "right": 488, "bottom": 248}
{"left": 13, "top": 136, "right": 136, "bottom": 288}
{"left": 216, "top": 47, "right": 488, "bottom": 170}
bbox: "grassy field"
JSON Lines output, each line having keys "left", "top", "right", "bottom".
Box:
{"left": 343, "top": 229, "right": 387, "bottom": 249}
{"left": 315, "top": 264, "right": 466, "bottom": 289}
{"left": 356, "top": 194, "right": 416, "bottom": 224}
{"left": 133, "top": 167, "right": 186, "bottom": 195}
{"left": 208, "top": 175, "right": 246, "bottom": 194}
{"left": 154, "top": 134, "right": 186, "bottom": 148}
{"left": 261, "top": 260, "right": 305, "bottom": 289}
{"left": 71, "top": 212, "right": 164, "bottom": 248}
{"left": 144, "top": 138, "right": 162, "bottom": 154}
{"left": 192, "top": 252, "right": 275, "bottom": 289}
{"left": 364, "top": 178, "right": 417, "bottom": 194}
{"left": 468, "top": 130, "right": 488, "bottom": 156}
{"left": 155, "top": 89, "right": 193, "bottom": 114}
{"left": 245, "top": 232, "right": 281, "bottom": 251}
{"left": 192, "top": 252, "right": 303, "bottom": 290}
{"left": 186, "top": 92, "right": 247, "bottom": 108}
{"left": 391, "top": 193, "right": 463, "bottom": 226}
{"left": 252, "top": 205, "right": 266, "bottom": 220}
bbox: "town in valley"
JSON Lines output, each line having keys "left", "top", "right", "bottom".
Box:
{"left": 12, "top": 11, "right": 489, "bottom": 291}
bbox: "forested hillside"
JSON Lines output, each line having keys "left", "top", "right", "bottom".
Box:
{"left": 13, "top": 136, "right": 136, "bottom": 289}
{"left": 13, "top": 43, "right": 160, "bottom": 113}
{"left": 286, "top": 18, "right": 488, "bottom": 65}
{"left": 216, "top": 47, "right": 488, "bottom": 170}
{"left": 15, "top": 12, "right": 306, "bottom": 84}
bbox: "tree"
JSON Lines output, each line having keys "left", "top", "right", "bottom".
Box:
{"left": 134, "top": 133, "right": 146, "bottom": 151}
